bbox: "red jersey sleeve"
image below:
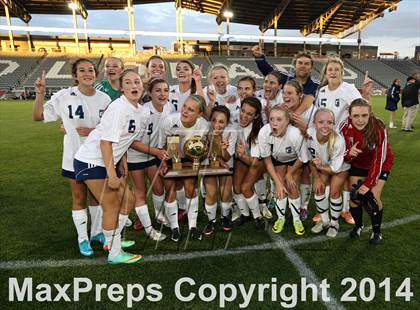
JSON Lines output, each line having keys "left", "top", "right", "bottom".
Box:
{"left": 364, "top": 127, "right": 387, "bottom": 188}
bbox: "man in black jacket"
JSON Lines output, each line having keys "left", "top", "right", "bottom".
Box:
{"left": 401, "top": 72, "right": 420, "bottom": 132}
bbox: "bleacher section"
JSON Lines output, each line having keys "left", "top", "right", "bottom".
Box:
{"left": 0, "top": 52, "right": 44, "bottom": 91}
{"left": 345, "top": 59, "right": 408, "bottom": 88}
{"left": 380, "top": 60, "right": 420, "bottom": 77}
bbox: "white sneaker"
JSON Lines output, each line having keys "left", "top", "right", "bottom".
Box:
{"left": 260, "top": 204, "right": 273, "bottom": 219}
{"left": 231, "top": 203, "right": 241, "bottom": 222}
{"left": 326, "top": 223, "right": 339, "bottom": 237}
{"left": 311, "top": 221, "right": 328, "bottom": 234}
{"left": 148, "top": 228, "right": 166, "bottom": 241}
{"left": 125, "top": 218, "right": 133, "bottom": 227}
{"left": 389, "top": 124, "right": 397, "bottom": 129}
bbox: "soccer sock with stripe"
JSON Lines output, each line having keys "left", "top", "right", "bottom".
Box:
{"left": 152, "top": 193, "right": 165, "bottom": 220}
{"left": 330, "top": 196, "right": 343, "bottom": 226}
{"left": 221, "top": 202, "right": 232, "bottom": 217}
{"left": 288, "top": 197, "right": 302, "bottom": 221}
{"left": 176, "top": 188, "right": 187, "bottom": 210}
{"left": 233, "top": 193, "right": 250, "bottom": 217}
{"left": 72, "top": 209, "right": 89, "bottom": 243}
{"left": 103, "top": 229, "right": 121, "bottom": 258}
{"left": 164, "top": 200, "right": 179, "bottom": 229}
{"left": 135, "top": 205, "right": 153, "bottom": 234}
{"left": 371, "top": 208, "right": 383, "bottom": 234}
{"left": 314, "top": 194, "right": 330, "bottom": 225}
{"left": 300, "top": 184, "right": 312, "bottom": 210}
{"left": 245, "top": 194, "right": 262, "bottom": 219}
{"left": 274, "top": 197, "right": 287, "bottom": 220}
{"left": 350, "top": 206, "right": 363, "bottom": 227}
{"left": 205, "top": 203, "right": 217, "bottom": 222}
{"left": 186, "top": 196, "right": 199, "bottom": 229}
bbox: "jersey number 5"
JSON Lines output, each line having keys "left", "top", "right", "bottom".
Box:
{"left": 68, "top": 105, "right": 84, "bottom": 119}
{"left": 147, "top": 123, "right": 153, "bottom": 135}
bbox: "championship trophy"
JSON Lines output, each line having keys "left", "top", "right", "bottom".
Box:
{"left": 207, "top": 133, "right": 222, "bottom": 167}
{"left": 184, "top": 135, "right": 208, "bottom": 170}
{"left": 167, "top": 135, "right": 182, "bottom": 170}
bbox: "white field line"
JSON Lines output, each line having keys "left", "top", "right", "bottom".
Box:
{"left": 0, "top": 214, "right": 418, "bottom": 270}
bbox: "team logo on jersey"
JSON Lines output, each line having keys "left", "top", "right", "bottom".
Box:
{"left": 172, "top": 124, "right": 179, "bottom": 128}
{"left": 367, "top": 143, "right": 376, "bottom": 150}
{"left": 308, "top": 147, "right": 316, "bottom": 157}
{"left": 320, "top": 89, "right": 325, "bottom": 93}
{"left": 285, "top": 146, "right": 292, "bottom": 153}
{"left": 170, "top": 89, "right": 176, "bottom": 93}
{"left": 70, "top": 91, "right": 77, "bottom": 96}
{"left": 99, "top": 109, "right": 105, "bottom": 118}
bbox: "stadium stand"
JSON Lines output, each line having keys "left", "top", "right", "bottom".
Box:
{"left": 345, "top": 59, "right": 408, "bottom": 88}
{"left": 380, "top": 59, "right": 420, "bottom": 77}
{"left": 0, "top": 52, "right": 44, "bottom": 91}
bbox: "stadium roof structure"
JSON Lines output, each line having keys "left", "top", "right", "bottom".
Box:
{"left": 1, "top": 0, "right": 400, "bottom": 38}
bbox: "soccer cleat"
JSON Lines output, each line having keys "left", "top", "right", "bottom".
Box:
{"left": 341, "top": 211, "right": 355, "bottom": 225}
{"left": 233, "top": 214, "right": 251, "bottom": 227}
{"left": 326, "top": 223, "right": 339, "bottom": 238}
{"left": 108, "top": 251, "right": 142, "bottom": 264}
{"left": 369, "top": 232, "right": 382, "bottom": 245}
{"left": 349, "top": 225, "right": 364, "bottom": 239}
{"left": 91, "top": 233, "right": 105, "bottom": 245}
{"left": 125, "top": 218, "right": 133, "bottom": 227}
{"left": 147, "top": 228, "right": 166, "bottom": 241}
{"left": 260, "top": 204, "right": 273, "bottom": 219}
{"left": 300, "top": 208, "right": 308, "bottom": 221}
{"left": 272, "top": 218, "right": 285, "bottom": 234}
{"left": 203, "top": 220, "right": 216, "bottom": 236}
{"left": 78, "top": 240, "right": 94, "bottom": 257}
{"left": 312, "top": 213, "right": 321, "bottom": 222}
{"left": 133, "top": 219, "right": 144, "bottom": 231}
{"left": 311, "top": 221, "right": 328, "bottom": 234}
{"left": 255, "top": 217, "right": 266, "bottom": 230}
{"left": 293, "top": 220, "right": 305, "bottom": 235}
{"left": 178, "top": 209, "right": 187, "bottom": 222}
{"left": 189, "top": 227, "right": 202, "bottom": 240}
{"left": 231, "top": 203, "right": 241, "bottom": 222}
{"left": 221, "top": 216, "right": 232, "bottom": 232}
{"left": 171, "top": 228, "right": 181, "bottom": 243}
{"left": 103, "top": 239, "right": 135, "bottom": 251}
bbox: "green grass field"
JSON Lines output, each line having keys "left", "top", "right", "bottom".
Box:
{"left": 0, "top": 97, "right": 419, "bottom": 309}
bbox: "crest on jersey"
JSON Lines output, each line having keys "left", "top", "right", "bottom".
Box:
{"left": 99, "top": 109, "right": 105, "bottom": 118}
{"left": 285, "top": 146, "right": 292, "bottom": 153}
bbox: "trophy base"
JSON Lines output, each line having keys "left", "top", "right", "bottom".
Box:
{"left": 210, "top": 160, "right": 220, "bottom": 167}
{"left": 164, "top": 166, "right": 232, "bottom": 178}
{"left": 173, "top": 162, "right": 183, "bottom": 170}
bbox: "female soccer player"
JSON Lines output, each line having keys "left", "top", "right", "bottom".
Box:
{"left": 94, "top": 56, "right": 124, "bottom": 101}
{"left": 128, "top": 78, "right": 174, "bottom": 241}
{"left": 202, "top": 105, "right": 236, "bottom": 235}
{"left": 342, "top": 99, "right": 394, "bottom": 245}
{"left": 141, "top": 55, "right": 167, "bottom": 104}
{"left": 259, "top": 106, "right": 308, "bottom": 235}
{"left": 307, "top": 108, "right": 349, "bottom": 237}
{"left": 232, "top": 97, "right": 265, "bottom": 229}
{"left": 256, "top": 71, "right": 283, "bottom": 124}
{"left": 159, "top": 94, "right": 210, "bottom": 242}
{"left": 385, "top": 79, "right": 401, "bottom": 129}
{"left": 73, "top": 69, "right": 146, "bottom": 264}
{"left": 32, "top": 59, "right": 111, "bottom": 257}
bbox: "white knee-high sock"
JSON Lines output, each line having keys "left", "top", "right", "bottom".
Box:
{"left": 233, "top": 193, "right": 250, "bottom": 216}
{"left": 117, "top": 214, "right": 128, "bottom": 235}
{"left": 72, "top": 209, "right": 89, "bottom": 243}
{"left": 176, "top": 188, "right": 187, "bottom": 210}
{"left": 103, "top": 229, "right": 121, "bottom": 258}
{"left": 330, "top": 196, "right": 343, "bottom": 226}
{"left": 135, "top": 205, "right": 152, "bottom": 234}
{"left": 205, "top": 203, "right": 217, "bottom": 221}
{"left": 221, "top": 202, "right": 232, "bottom": 217}
{"left": 245, "top": 194, "right": 262, "bottom": 219}
{"left": 255, "top": 178, "right": 267, "bottom": 201}
{"left": 164, "top": 200, "right": 178, "bottom": 229}
{"left": 288, "top": 197, "right": 302, "bottom": 221}
{"left": 300, "top": 184, "right": 311, "bottom": 210}
{"left": 88, "top": 205, "right": 103, "bottom": 237}
{"left": 186, "top": 196, "right": 199, "bottom": 229}
{"left": 274, "top": 197, "right": 287, "bottom": 220}
{"left": 342, "top": 191, "right": 350, "bottom": 213}
{"left": 152, "top": 193, "right": 165, "bottom": 220}
{"left": 314, "top": 194, "right": 330, "bottom": 225}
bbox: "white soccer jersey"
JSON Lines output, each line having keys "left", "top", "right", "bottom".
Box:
{"left": 306, "top": 127, "right": 349, "bottom": 173}
{"left": 42, "top": 87, "right": 111, "bottom": 172}
{"left": 315, "top": 81, "right": 361, "bottom": 130}
{"left": 158, "top": 113, "right": 210, "bottom": 158}
{"left": 258, "top": 124, "right": 308, "bottom": 163}
{"left": 75, "top": 95, "right": 148, "bottom": 166}
{"left": 256, "top": 89, "right": 284, "bottom": 124}
{"left": 127, "top": 101, "right": 174, "bottom": 163}
{"left": 234, "top": 122, "right": 260, "bottom": 158}
{"left": 169, "top": 85, "right": 191, "bottom": 112}
{"left": 203, "top": 84, "right": 239, "bottom": 107}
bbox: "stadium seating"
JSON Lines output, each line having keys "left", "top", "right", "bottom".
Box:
{"left": 379, "top": 59, "right": 420, "bottom": 77}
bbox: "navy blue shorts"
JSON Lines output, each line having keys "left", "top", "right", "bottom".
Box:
{"left": 61, "top": 169, "right": 76, "bottom": 180}
{"left": 271, "top": 157, "right": 297, "bottom": 167}
{"left": 74, "top": 159, "right": 122, "bottom": 181}
{"left": 349, "top": 166, "right": 390, "bottom": 181}
{"left": 128, "top": 158, "right": 161, "bottom": 171}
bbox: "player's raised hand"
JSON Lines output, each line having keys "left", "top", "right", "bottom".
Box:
{"left": 35, "top": 70, "right": 46, "bottom": 95}
{"left": 362, "top": 70, "right": 373, "bottom": 97}
{"left": 192, "top": 64, "right": 203, "bottom": 82}
{"left": 349, "top": 141, "right": 362, "bottom": 157}
{"left": 251, "top": 45, "right": 264, "bottom": 58}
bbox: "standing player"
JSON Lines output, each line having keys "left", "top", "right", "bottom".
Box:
{"left": 342, "top": 99, "right": 394, "bottom": 245}
{"left": 94, "top": 56, "right": 124, "bottom": 101}
{"left": 385, "top": 79, "right": 401, "bottom": 129}
{"left": 259, "top": 106, "right": 308, "bottom": 235}
{"left": 74, "top": 69, "right": 146, "bottom": 263}
{"left": 159, "top": 95, "right": 210, "bottom": 242}
{"left": 32, "top": 59, "right": 111, "bottom": 256}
